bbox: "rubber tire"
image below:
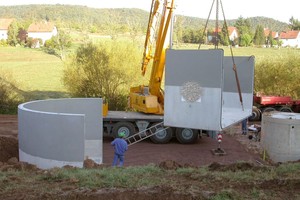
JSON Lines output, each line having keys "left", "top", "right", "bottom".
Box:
{"left": 248, "top": 106, "right": 261, "bottom": 121}
{"left": 263, "top": 107, "right": 276, "bottom": 113}
{"left": 150, "top": 123, "right": 173, "bottom": 144}
{"left": 175, "top": 128, "right": 198, "bottom": 144}
{"left": 279, "top": 106, "right": 293, "bottom": 112}
{"left": 112, "top": 122, "right": 135, "bottom": 138}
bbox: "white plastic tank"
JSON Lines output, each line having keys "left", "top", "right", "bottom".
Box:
{"left": 261, "top": 112, "right": 300, "bottom": 163}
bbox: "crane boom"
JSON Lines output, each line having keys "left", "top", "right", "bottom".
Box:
{"left": 129, "top": 0, "right": 175, "bottom": 114}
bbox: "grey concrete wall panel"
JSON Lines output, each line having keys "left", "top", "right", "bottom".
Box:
{"left": 23, "top": 98, "right": 102, "bottom": 140}
{"left": 18, "top": 98, "right": 103, "bottom": 169}
{"left": 165, "top": 49, "right": 223, "bottom": 88}
{"left": 164, "top": 50, "right": 254, "bottom": 131}
{"left": 18, "top": 110, "right": 85, "bottom": 161}
{"left": 221, "top": 56, "right": 255, "bottom": 128}
{"left": 164, "top": 50, "right": 224, "bottom": 130}
{"left": 223, "top": 56, "right": 255, "bottom": 94}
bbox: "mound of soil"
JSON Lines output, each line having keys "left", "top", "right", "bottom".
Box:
{"left": 0, "top": 136, "right": 18, "bottom": 162}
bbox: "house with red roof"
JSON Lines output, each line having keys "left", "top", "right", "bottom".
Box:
{"left": 264, "top": 28, "right": 278, "bottom": 39}
{"left": 227, "top": 26, "right": 238, "bottom": 41}
{"left": 0, "top": 18, "right": 14, "bottom": 40}
{"left": 27, "top": 21, "right": 57, "bottom": 46}
{"left": 208, "top": 26, "right": 239, "bottom": 44}
{"left": 279, "top": 30, "right": 300, "bottom": 48}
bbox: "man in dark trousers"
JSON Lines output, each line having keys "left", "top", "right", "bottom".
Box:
{"left": 111, "top": 132, "right": 128, "bottom": 167}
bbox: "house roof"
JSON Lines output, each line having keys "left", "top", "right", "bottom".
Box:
{"left": 0, "top": 18, "right": 14, "bottom": 30}
{"left": 264, "top": 28, "right": 278, "bottom": 38}
{"left": 213, "top": 26, "right": 238, "bottom": 36}
{"left": 27, "top": 21, "right": 55, "bottom": 32}
{"left": 280, "top": 30, "right": 300, "bottom": 39}
{"left": 228, "top": 26, "right": 237, "bottom": 35}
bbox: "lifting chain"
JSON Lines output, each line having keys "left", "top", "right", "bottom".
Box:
{"left": 199, "top": 0, "right": 244, "bottom": 110}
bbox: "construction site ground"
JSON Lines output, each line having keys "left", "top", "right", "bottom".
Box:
{"left": 0, "top": 114, "right": 299, "bottom": 199}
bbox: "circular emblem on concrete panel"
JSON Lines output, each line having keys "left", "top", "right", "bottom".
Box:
{"left": 180, "top": 81, "right": 202, "bottom": 102}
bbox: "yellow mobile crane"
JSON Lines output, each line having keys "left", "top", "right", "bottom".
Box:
{"left": 103, "top": 0, "right": 199, "bottom": 144}
{"left": 129, "top": 0, "right": 174, "bottom": 115}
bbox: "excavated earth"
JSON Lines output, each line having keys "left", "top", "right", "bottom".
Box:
{"left": 0, "top": 115, "right": 299, "bottom": 199}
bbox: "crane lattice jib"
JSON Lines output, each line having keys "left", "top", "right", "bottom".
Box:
{"left": 148, "top": 0, "right": 175, "bottom": 103}
{"left": 141, "top": 0, "right": 161, "bottom": 76}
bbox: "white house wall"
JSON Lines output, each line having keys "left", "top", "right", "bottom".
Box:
{"left": 0, "top": 30, "right": 8, "bottom": 40}
{"left": 28, "top": 27, "right": 58, "bottom": 45}
{"left": 281, "top": 38, "right": 300, "bottom": 48}
{"left": 229, "top": 30, "right": 238, "bottom": 41}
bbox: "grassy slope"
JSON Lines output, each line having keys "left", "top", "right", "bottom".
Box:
{"left": 0, "top": 47, "right": 65, "bottom": 92}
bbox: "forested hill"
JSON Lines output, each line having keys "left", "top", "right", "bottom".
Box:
{"left": 0, "top": 4, "right": 289, "bottom": 34}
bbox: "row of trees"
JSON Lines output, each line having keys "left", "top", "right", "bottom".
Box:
{"left": 177, "top": 17, "right": 282, "bottom": 47}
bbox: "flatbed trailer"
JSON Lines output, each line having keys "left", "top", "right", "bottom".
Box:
{"left": 103, "top": 111, "right": 200, "bottom": 144}
{"left": 250, "top": 95, "right": 300, "bottom": 121}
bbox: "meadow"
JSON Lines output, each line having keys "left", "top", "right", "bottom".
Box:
{"left": 0, "top": 46, "right": 67, "bottom": 99}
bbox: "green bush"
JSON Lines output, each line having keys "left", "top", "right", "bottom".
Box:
{"left": 63, "top": 39, "right": 142, "bottom": 110}
{"left": 255, "top": 52, "right": 300, "bottom": 99}
{"left": 0, "top": 70, "right": 24, "bottom": 114}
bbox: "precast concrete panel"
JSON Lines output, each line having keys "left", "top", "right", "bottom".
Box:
{"left": 221, "top": 56, "right": 255, "bottom": 128}
{"left": 164, "top": 49, "right": 223, "bottom": 130}
{"left": 18, "top": 98, "right": 103, "bottom": 169}
{"left": 18, "top": 110, "right": 84, "bottom": 161}
{"left": 164, "top": 50, "right": 254, "bottom": 131}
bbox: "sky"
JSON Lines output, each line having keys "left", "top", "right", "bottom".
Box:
{"left": 1, "top": 0, "right": 300, "bottom": 23}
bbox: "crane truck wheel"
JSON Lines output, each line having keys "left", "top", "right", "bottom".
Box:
{"left": 112, "top": 122, "right": 135, "bottom": 138}
{"left": 149, "top": 123, "right": 173, "bottom": 144}
{"left": 263, "top": 107, "right": 276, "bottom": 113}
{"left": 175, "top": 128, "right": 198, "bottom": 144}
{"left": 249, "top": 106, "right": 261, "bottom": 121}
{"left": 279, "top": 106, "right": 293, "bottom": 112}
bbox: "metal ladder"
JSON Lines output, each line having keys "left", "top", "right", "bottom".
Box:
{"left": 125, "top": 122, "right": 169, "bottom": 146}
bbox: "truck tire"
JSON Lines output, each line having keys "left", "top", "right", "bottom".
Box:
{"left": 175, "top": 128, "right": 198, "bottom": 144}
{"left": 249, "top": 106, "right": 261, "bottom": 121}
{"left": 112, "top": 122, "right": 135, "bottom": 138}
{"left": 263, "top": 107, "right": 276, "bottom": 113}
{"left": 150, "top": 123, "right": 173, "bottom": 144}
{"left": 279, "top": 106, "right": 293, "bottom": 112}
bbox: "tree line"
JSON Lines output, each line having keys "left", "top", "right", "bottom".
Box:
{"left": 0, "top": 5, "right": 292, "bottom": 46}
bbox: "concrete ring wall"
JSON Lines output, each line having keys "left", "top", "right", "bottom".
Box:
{"left": 18, "top": 98, "right": 103, "bottom": 169}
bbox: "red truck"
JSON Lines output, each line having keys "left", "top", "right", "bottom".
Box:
{"left": 249, "top": 94, "right": 300, "bottom": 121}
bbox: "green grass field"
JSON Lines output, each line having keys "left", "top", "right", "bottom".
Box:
{"left": 0, "top": 46, "right": 68, "bottom": 99}
{"left": 174, "top": 43, "right": 300, "bottom": 63}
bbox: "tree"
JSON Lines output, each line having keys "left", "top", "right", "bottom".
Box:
{"left": 7, "top": 21, "right": 19, "bottom": 46}
{"left": 253, "top": 25, "right": 265, "bottom": 46}
{"left": 44, "top": 29, "right": 72, "bottom": 60}
{"left": 267, "top": 31, "right": 274, "bottom": 47}
{"left": 289, "top": 17, "right": 300, "bottom": 30}
{"left": 17, "top": 29, "right": 28, "bottom": 46}
{"left": 234, "top": 16, "right": 253, "bottom": 47}
{"left": 63, "top": 40, "right": 141, "bottom": 110}
{"left": 219, "top": 24, "right": 229, "bottom": 46}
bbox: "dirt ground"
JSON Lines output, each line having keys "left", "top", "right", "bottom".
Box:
{"left": 0, "top": 115, "right": 264, "bottom": 166}
{"left": 1, "top": 114, "right": 299, "bottom": 199}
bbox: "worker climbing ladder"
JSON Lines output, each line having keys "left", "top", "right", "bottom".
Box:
{"left": 125, "top": 122, "right": 169, "bottom": 146}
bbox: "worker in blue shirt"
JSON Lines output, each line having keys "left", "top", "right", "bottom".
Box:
{"left": 111, "top": 132, "right": 128, "bottom": 167}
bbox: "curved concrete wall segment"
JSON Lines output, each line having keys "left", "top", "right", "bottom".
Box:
{"left": 18, "top": 98, "right": 103, "bottom": 169}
